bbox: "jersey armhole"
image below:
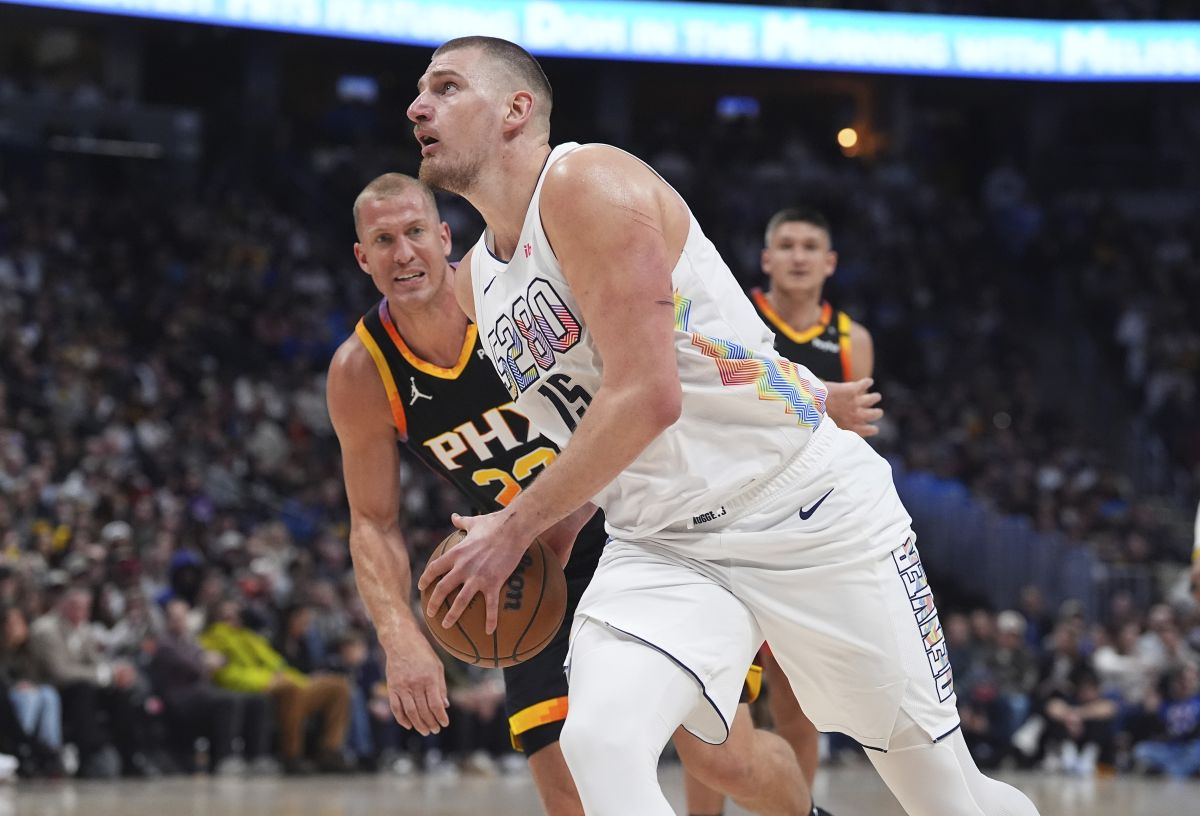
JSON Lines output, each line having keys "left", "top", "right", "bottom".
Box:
{"left": 354, "top": 319, "right": 409, "bottom": 441}
{"left": 838, "top": 311, "right": 853, "bottom": 381}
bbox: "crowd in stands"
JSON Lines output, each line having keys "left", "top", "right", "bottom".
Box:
{"left": 1, "top": 37, "right": 1197, "bottom": 782}
{"left": 945, "top": 595, "right": 1200, "bottom": 779}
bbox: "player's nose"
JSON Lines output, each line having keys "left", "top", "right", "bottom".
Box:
{"left": 407, "top": 93, "right": 431, "bottom": 124}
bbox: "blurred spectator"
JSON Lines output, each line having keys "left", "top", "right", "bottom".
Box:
{"left": 326, "top": 629, "right": 396, "bottom": 771}
{"left": 1132, "top": 664, "right": 1200, "bottom": 778}
{"left": 27, "top": 587, "right": 154, "bottom": 777}
{"left": 1041, "top": 666, "right": 1118, "bottom": 775}
{"left": 0, "top": 604, "right": 64, "bottom": 776}
{"left": 146, "top": 599, "right": 272, "bottom": 775}
{"left": 200, "top": 598, "right": 352, "bottom": 775}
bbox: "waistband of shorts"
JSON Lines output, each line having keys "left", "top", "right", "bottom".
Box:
{"left": 673, "top": 417, "right": 838, "bottom": 531}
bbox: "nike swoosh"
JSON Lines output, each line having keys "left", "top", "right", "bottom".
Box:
{"left": 798, "top": 488, "right": 835, "bottom": 521}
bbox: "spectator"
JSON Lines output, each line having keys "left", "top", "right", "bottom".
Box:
{"left": 147, "top": 599, "right": 273, "bottom": 775}
{"left": 27, "top": 587, "right": 155, "bottom": 778}
{"left": 1042, "top": 666, "right": 1118, "bottom": 776}
{"left": 200, "top": 598, "right": 352, "bottom": 775}
{"left": 1133, "top": 664, "right": 1200, "bottom": 778}
{"left": 0, "top": 604, "right": 63, "bottom": 776}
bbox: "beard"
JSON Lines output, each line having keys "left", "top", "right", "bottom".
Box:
{"left": 418, "top": 151, "right": 484, "bottom": 196}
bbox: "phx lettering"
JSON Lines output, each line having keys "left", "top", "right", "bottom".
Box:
{"left": 504, "top": 553, "right": 535, "bottom": 610}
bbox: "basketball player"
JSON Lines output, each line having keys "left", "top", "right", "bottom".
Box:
{"left": 688, "top": 208, "right": 882, "bottom": 814}
{"left": 752, "top": 207, "right": 876, "bottom": 781}
{"left": 410, "top": 37, "right": 1040, "bottom": 816}
{"left": 329, "top": 174, "right": 882, "bottom": 815}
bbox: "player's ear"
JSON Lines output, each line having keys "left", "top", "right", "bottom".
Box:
{"left": 503, "top": 90, "right": 535, "bottom": 132}
{"left": 826, "top": 249, "right": 838, "bottom": 277}
{"left": 439, "top": 221, "right": 452, "bottom": 257}
{"left": 760, "top": 246, "right": 774, "bottom": 276}
{"left": 353, "top": 242, "right": 370, "bottom": 274}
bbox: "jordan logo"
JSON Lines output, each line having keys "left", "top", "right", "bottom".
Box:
{"left": 409, "top": 377, "right": 433, "bottom": 406}
{"left": 798, "top": 488, "right": 834, "bottom": 520}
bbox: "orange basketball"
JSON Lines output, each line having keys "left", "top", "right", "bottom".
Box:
{"left": 420, "top": 529, "right": 567, "bottom": 669}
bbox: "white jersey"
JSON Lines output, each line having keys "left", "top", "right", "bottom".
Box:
{"left": 470, "top": 142, "right": 828, "bottom": 539}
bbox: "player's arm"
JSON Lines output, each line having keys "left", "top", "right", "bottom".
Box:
{"left": 848, "top": 319, "right": 874, "bottom": 379}
{"left": 421, "top": 146, "right": 683, "bottom": 630}
{"left": 452, "top": 246, "right": 477, "bottom": 322}
{"left": 327, "top": 337, "right": 449, "bottom": 736}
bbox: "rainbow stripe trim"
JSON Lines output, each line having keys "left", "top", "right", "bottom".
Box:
{"left": 675, "top": 293, "right": 827, "bottom": 427}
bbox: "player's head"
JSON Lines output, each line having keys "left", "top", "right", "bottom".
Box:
{"left": 760, "top": 207, "right": 837, "bottom": 296}
{"left": 352, "top": 173, "right": 453, "bottom": 311}
{"left": 407, "top": 36, "right": 553, "bottom": 194}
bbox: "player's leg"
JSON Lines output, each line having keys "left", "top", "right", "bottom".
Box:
{"left": 754, "top": 540, "right": 1039, "bottom": 816}
{"left": 558, "top": 619, "right": 704, "bottom": 816}
{"left": 503, "top": 573, "right": 589, "bottom": 816}
{"left": 682, "top": 769, "right": 725, "bottom": 816}
{"left": 865, "top": 712, "right": 1039, "bottom": 816}
{"left": 761, "top": 648, "right": 821, "bottom": 785}
{"left": 674, "top": 702, "right": 811, "bottom": 816}
{"left": 526, "top": 744, "right": 582, "bottom": 816}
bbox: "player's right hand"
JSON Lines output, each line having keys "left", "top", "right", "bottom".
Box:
{"left": 824, "top": 377, "right": 883, "bottom": 438}
{"left": 385, "top": 638, "right": 451, "bottom": 736}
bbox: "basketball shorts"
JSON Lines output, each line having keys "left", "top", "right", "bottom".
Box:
{"left": 565, "top": 418, "right": 960, "bottom": 751}
{"left": 503, "top": 544, "right": 764, "bottom": 753}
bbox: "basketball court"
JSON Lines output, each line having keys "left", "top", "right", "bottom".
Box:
{"left": 5, "top": 764, "right": 1194, "bottom": 816}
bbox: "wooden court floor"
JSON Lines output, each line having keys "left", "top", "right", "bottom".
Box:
{"left": 4, "top": 762, "right": 1195, "bottom": 815}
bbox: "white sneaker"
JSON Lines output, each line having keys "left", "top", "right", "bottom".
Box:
{"left": 1076, "top": 743, "right": 1098, "bottom": 777}
{"left": 214, "top": 756, "right": 247, "bottom": 777}
{"left": 247, "top": 756, "right": 281, "bottom": 776}
{"left": 461, "top": 751, "right": 497, "bottom": 777}
{"left": 0, "top": 755, "right": 18, "bottom": 783}
{"left": 390, "top": 755, "right": 417, "bottom": 777}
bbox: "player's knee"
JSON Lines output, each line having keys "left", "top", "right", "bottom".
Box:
{"left": 680, "top": 741, "right": 756, "bottom": 798}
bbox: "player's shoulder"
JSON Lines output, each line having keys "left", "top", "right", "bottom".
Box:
{"left": 847, "top": 315, "right": 873, "bottom": 342}
{"left": 327, "top": 332, "right": 394, "bottom": 435}
{"left": 328, "top": 330, "right": 375, "bottom": 382}
{"left": 543, "top": 143, "right": 659, "bottom": 201}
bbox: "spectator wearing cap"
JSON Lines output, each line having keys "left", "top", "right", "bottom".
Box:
{"left": 986, "top": 611, "right": 1039, "bottom": 746}
{"left": 200, "top": 598, "right": 351, "bottom": 775}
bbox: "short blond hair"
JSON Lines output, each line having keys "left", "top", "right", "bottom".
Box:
{"left": 352, "top": 173, "right": 438, "bottom": 237}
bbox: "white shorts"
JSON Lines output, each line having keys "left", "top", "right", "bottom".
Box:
{"left": 566, "top": 419, "right": 960, "bottom": 750}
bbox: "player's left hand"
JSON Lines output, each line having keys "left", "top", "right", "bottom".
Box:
{"left": 418, "top": 510, "right": 530, "bottom": 634}
{"left": 824, "top": 378, "right": 883, "bottom": 438}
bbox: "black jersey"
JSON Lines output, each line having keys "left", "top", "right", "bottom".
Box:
{"left": 750, "top": 288, "right": 853, "bottom": 383}
{"left": 354, "top": 298, "right": 604, "bottom": 580}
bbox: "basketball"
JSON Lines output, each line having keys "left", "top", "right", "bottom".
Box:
{"left": 420, "top": 529, "right": 568, "bottom": 669}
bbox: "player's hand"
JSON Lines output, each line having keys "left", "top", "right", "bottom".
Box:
{"left": 418, "top": 510, "right": 529, "bottom": 634}
{"left": 823, "top": 378, "right": 883, "bottom": 438}
{"left": 384, "top": 638, "right": 450, "bottom": 736}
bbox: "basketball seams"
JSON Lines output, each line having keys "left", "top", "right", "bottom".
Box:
{"left": 510, "top": 538, "right": 550, "bottom": 657}
{"left": 422, "top": 530, "right": 565, "bottom": 669}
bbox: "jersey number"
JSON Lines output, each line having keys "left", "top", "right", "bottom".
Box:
{"left": 471, "top": 447, "right": 557, "bottom": 507}
{"left": 538, "top": 373, "right": 592, "bottom": 431}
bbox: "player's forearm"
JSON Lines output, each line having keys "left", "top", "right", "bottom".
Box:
{"left": 348, "top": 522, "right": 427, "bottom": 653}
{"left": 502, "top": 381, "right": 678, "bottom": 540}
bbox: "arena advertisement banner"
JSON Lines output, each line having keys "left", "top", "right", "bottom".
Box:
{"left": 5, "top": 0, "right": 1200, "bottom": 81}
